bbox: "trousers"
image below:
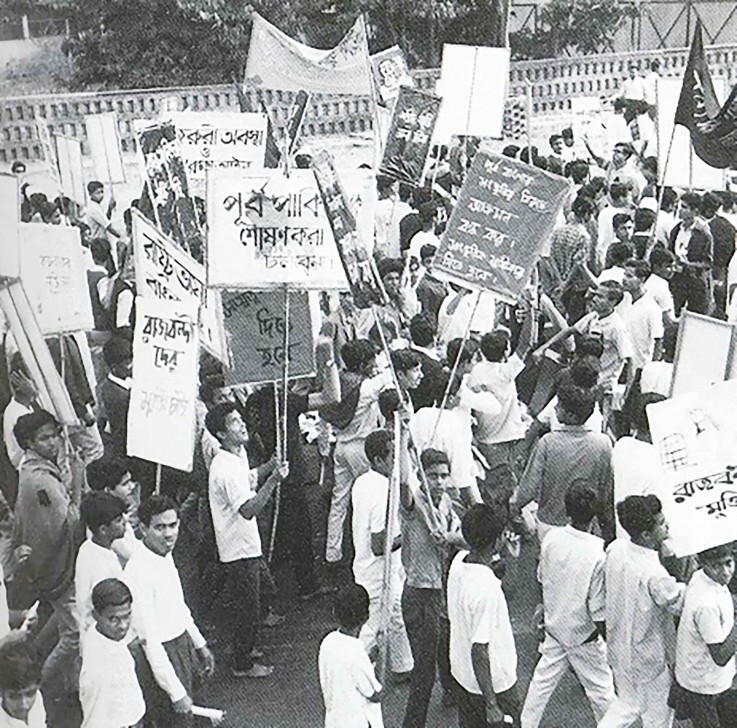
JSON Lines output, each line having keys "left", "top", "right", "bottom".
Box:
{"left": 597, "top": 666, "right": 673, "bottom": 728}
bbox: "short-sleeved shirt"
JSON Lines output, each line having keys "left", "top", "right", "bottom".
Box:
{"left": 208, "top": 447, "right": 261, "bottom": 563}
{"left": 624, "top": 292, "right": 664, "bottom": 370}
{"left": 644, "top": 274, "right": 675, "bottom": 318}
{"left": 676, "top": 570, "right": 735, "bottom": 695}
{"left": 574, "top": 311, "right": 632, "bottom": 390}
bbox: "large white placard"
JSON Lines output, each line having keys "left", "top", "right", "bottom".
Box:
{"left": 56, "top": 135, "right": 86, "bottom": 206}
{"left": 128, "top": 296, "right": 199, "bottom": 471}
{"left": 85, "top": 113, "right": 126, "bottom": 184}
{"left": 132, "top": 210, "right": 227, "bottom": 362}
{"left": 0, "top": 174, "right": 19, "bottom": 278}
{"left": 206, "top": 169, "right": 347, "bottom": 289}
{"left": 19, "top": 224, "right": 93, "bottom": 334}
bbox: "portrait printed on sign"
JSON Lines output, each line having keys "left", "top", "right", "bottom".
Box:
{"left": 370, "top": 46, "right": 413, "bottom": 105}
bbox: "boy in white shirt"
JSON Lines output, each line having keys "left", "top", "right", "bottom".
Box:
{"left": 79, "top": 578, "right": 145, "bottom": 728}
{"left": 670, "top": 544, "right": 737, "bottom": 727}
{"left": 0, "top": 638, "right": 45, "bottom": 728}
{"left": 645, "top": 247, "right": 678, "bottom": 327}
{"left": 447, "top": 504, "right": 519, "bottom": 727}
{"left": 319, "top": 584, "right": 384, "bottom": 728}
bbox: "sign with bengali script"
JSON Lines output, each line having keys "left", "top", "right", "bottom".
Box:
{"left": 221, "top": 289, "right": 315, "bottom": 385}
{"left": 132, "top": 210, "right": 227, "bottom": 363}
{"left": 0, "top": 174, "right": 19, "bottom": 279}
{"left": 647, "top": 379, "right": 737, "bottom": 556}
{"left": 432, "top": 151, "right": 570, "bottom": 302}
{"left": 19, "top": 224, "right": 93, "bottom": 334}
{"left": 206, "top": 168, "right": 347, "bottom": 290}
{"left": 128, "top": 296, "right": 199, "bottom": 471}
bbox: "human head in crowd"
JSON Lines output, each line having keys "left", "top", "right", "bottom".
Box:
{"left": 418, "top": 201, "right": 437, "bottom": 233}
{"left": 377, "top": 257, "right": 404, "bottom": 299}
{"left": 649, "top": 246, "right": 676, "bottom": 280}
{"left": 608, "top": 181, "right": 631, "bottom": 207}
{"left": 446, "top": 337, "right": 479, "bottom": 383}
{"left": 378, "top": 389, "right": 401, "bottom": 425}
{"left": 420, "top": 448, "right": 451, "bottom": 507}
{"left": 0, "top": 637, "right": 42, "bottom": 723}
{"left": 13, "top": 410, "right": 60, "bottom": 461}
{"left": 569, "top": 357, "right": 600, "bottom": 390}
{"left": 76, "top": 221, "right": 92, "bottom": 247}
{"left": 103, "top": 336, "right": 133, "bottom": 379}
{"left": 575, "top": 334, "right": 605, "bottom": 361}
{"left": 549, "top": 134, "right": 563, "bottom": 156}
{"left": 518, "top": 146, "right": 538, "bottom": 165}
{"left": 697, "top": 544, "right": 735, "bottom": 586}
{"left": 571, "top": 195, "right": 596, "bottom": 224}
{"left": 612, "top": 213, "right": 634, "bottom": 244}
{"left": 138, "top": 494, "right": 180, "bottom": 556}
{"left": 199, "top": 375, "right": 234, "bottom": 409}
{"left": 90, "top": 237, "right": 116, "bottom": 276}
{"left": 28, "top": 192, "right": 48, "bottom": 222}
{"left": 390, "top": 349, "right": 423, "bottom": 392}
{"left": 10, "top": 160, "right": 26, "bottom": 176}
{"left": 332, "top": 583, "right": 370, "bottom": 634}
{"left": 294, "top": 144, "right": 313, "bottom": 169}
{"left": 368, "top": 319, "right": 397, "bottom": 352}
{"left": 419, "top": 243, "right": 437, "bottom": 271}
{"left": 480, "top": 329, "right": 511, "bottom": 363}
{"left": 461, "top": 503, "right": 506, "bottom": 554}
{"left": 623, "top": 258, "right": 650, "bottom": 297}
{"left": 41, "top": 200, "right": 62, "bottom": 225}
{"left": 606, "top": 242, "right": 634, "bottom": 270}
{"left": 206, "top": 401, "right": 248, "bottom": 450}
{"left": 633, "top": 205, "right": 657, "bottom": 235}
{"left": 87, "top": 180, "right": 105, "bottom": 203}
{"left": 555, "top": 383, "right": 596, "bottom": 426}
{"left": 616, "top": 494, "right": 669, "bottom": 549}
{"left": 640, "top": 156, "right": 658, "bottom": 184}
{"left": 409, "top": 313, "right": 436, "bottom": 350}
{"left": 565, "top": 481, "right": 599, "bottom": 529}
{"left": 397, "top": 182, "right": 413, "bottom": 205}
{"left": 376, "top": 174, "right": 396, "bottom": 200}
{"left": 589, "top": 281, "right": 623, "bottom": 317}
{"left": 626, "top": 61, "right": 638, "bottom": 79}
{"left": 533, "top": 155, "right": 549, "bottom": 172}
{"left": 660, "top": 186, "right": 678, "bottom": 213}
{"left": 721, "top": 190, "right": 737, "bottom": 213}
{"left": 580, "top": 177, "right": 607, "bottom": 204}
{"left": 630, "top": 392, "right": 666, "bottom": 440}
{"left": 679, "top": 191, "right": 702, "bottom": 223}
{"left": 364, "top": 429, "right": 394, "bottom": 476}
{"left": 341, "top": 339, "right": 376, "bottom": 376}
{"left": 86, "top": 457, "right": 138, "bottom": 507}
{"left": 501, "top": 144, "right": 520, "bottom": 159}
{"left": 567, "top": 160, "right": 590, "bottom": 186}
{"left": 700, "top": 191, "right": 722, "bottom": 220}
{"left": 80, "top": 491, "right": 127, "bottom": 543}
{"left": 612, "top": 142, "right": 636, "bottom": 170}
{"left": 649, "top": 59, "right": 661, "bottom": 73}
{"left": 561, "top": 127, "right": 574, "bottom": 148}
{"left": 92, "top": 578, "right": 133, "bottom": 642}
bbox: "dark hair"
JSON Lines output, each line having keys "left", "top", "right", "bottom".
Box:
{"left": 572, "top": 195, "right": 596, "bottom": 221}
{"left": 501, "top": 144, "right": 520, "bottom": 158}
{"left": 80, "top": 491, "right": 127, "bottom": 532}
{"left": 87, "top": 180, "right": 104, "bottom": 195}
{"left": 614, "top": 142, "right": 636, "bottom": 158}
{"left": 398, "top": 182, "right": 413, "bottom": 202}
{"left": 341, "top": 339, "right": 375, "bottom": 373}
{"left": 376, "top": 174, "right": 394, "bottom": 194}
{"left": 565, "top": 481, "right": 599, "bottom": 523}
{"left": 624, "top": 258, "right": 651, "bottom": 281}
{"left": 598, "top": 280, "right": 625, "bottom": 306}
{"left": 90, "top": 237, "right": 113, "bottom": 269}
{"left": 0, "top": 641, "right": 41, "bottom": 691}
{"left": 420, "top": 243, "right": 437, "bottom": 262}
{"left": 480, "top": 330, "right": 510, "bottom": 363}
{"left": 377, "top": 257, "right": 404, "bottom": 280}
{"left": 616, "top": 495, "right": 663, "bottom": 540}
{"left": 364, "top": 429, "right": 393, "bottom": 464}
{"left": 461, "top": 504, "right": 506, "bottom": 551}
{"left": 446, "top": 337, "right": 478, "bottom": 371}
{"left": 91, "top": 578, "right": 132, "bottom": 613}
{"left": 137, "top": 494, "right": 178, "bottom": 527}
{"left": 650, "top": 59, "right": 661, "bottom": 71}
{"left": 378, "top": 389, "right": 401, "bottom": 421}
{"left": 420, "top": 448, "right": 450, "bottom": 471}
{"left": 700, "top": 191, "right": 722, "bottom": 218}
{"left": 569, "top": 160, "right": 590, "bottom": 185}
{"left": 557, "top": 384, "right": 595, "bottom": 424}
{"left": 86, "top": 457, "right": 131, "bottom": 492}
{"left": 333, "top": 583, "right": 370, "bottom": 630}
{"left": 660, "top": 187, "right": 678, "bottom": 211}
{"left": 13, "top": 410, "right": 59, "bottom": 451}
{"left": 549, "top": 133, "right": 562, "bottom": 145}
{"left": 697, "top": 544, "right": 734, "bottom": 566}
{"left": 680, "top": 191, "right": 702, "bottom": 212}
{"left": 205, "top": 402, "right": 239, "bottom": 440}
{"left": 390, "top": 348, "right": 421, "bottom": 375}
{"left": 634, "top": 207, "right": 657, "bottom": 232}
{"left": 649, "top": 245, "right": 676, "bottom": 270}
{"left": 418, "top": 201, "right": 437, "bottom": 225}
{"left": 612, "top": 212, "right": 632, "bottom": 232}
{"left": 199, "top": 374, "right": 227, "bottom": 405}
{"left": 10, "top": 160, "right": 26, "bottom": 174}
{"left": 609, "top": 182, "right": 629, "bottom": 203}
{"left": 607, "top": 242, "right": 634, "bottom": 267}
{"left": 409, "top": 313, "right": 436, "bottom": 348}
{"left": 561, "top": 127, "right": 573, "bottom": 139}
{"left": 103, "top": 336, "right": 132, "bottom": 368}
{"left": 576, "top": 335, "right": 604, "bottom": 360}
{"left": 569, "top": 358, "right": 599, "bottom": 389}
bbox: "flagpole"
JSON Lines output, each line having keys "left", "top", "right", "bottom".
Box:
{"left": 360, "top": 14, "right": 382, "bottom": 170}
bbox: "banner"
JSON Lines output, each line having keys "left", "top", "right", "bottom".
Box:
{"left": 137, "top": 121, "right": 204, "bottom": 264}
{"left": 647, "top": 379, "right": 737, "bottom": 556}
{"left": 0, "top": 173, "right": 19, "bottom": 278}
{"left": 85, "top": 113, "right": 126, "bottom": 184}
{"left": 131, "top": 210, "right": 227, "bottom": 363}
{"left": 19, "top": 224, "right": 93, "bottom": 335}
{"left": 286, "top": 90, "right": 311, "bottom": 157}
{"left": 370, "top": 46, "right": 413, "bottom": 105}
{"left": 36, "top": 121, "right": 60, "bottom": 189}
{"left": 206, "top": 168, "right": 347, "bottom": 290}
{"left": 380, "top": 87, "right": 441, "bottom": 186}
{"left": 313, "top": 151, "right": 382, "bottom": 307}
{"left": 432, "top": 150, "right": 570, "bottom": 301}
{"left": 222, "top": 290, "right": 315, "bottom": 385}
{"left": 55, "top": 135, "right": 85, "bottom": 206}
{"left": 128, "top": 296, "right": 199, "bottom": 471}
{"left": 244, "top": 12, "right": 371, "bottom": 96}
{"left": 170, "top": 112, "right": 267, "bottom": 189}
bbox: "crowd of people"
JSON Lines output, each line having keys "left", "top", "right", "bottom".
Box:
{"left": 1, "top": 81, "right": 737, "bottom": 728}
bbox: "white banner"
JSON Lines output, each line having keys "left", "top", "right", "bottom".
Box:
{"left": 132, "top": 209, "right": 227, "bottom": 363}
{"left": 85, "top": 113, "right": 126, "bottom": 184}
{"left": 0, "top": 174, "right": 19, "bottom": 278}
{"left": 19, "top": 224, "right": 93, "bottom": 334}
{"left": 56, "top": 135, "right": 86, "bottom": 206}
{"left": 206, "top": 168, "right": 347, "bottom": 289}
{"left": 128, "top": 296, "right": 199, "bottom": 471}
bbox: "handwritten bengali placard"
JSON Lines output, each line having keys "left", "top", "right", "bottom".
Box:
{"left": 19, "top": 224, "right": 93, "bottom": 335}
{"left": 206, "top": 168, "right": 347, "bottom": 290}
{"left": 132, "top": 209, "right": 227, "bottom": 363}
{"left": 647, "top": 379, "right": 737, "bottom": 556}
{"left": 128, "top": 296, "right": 199, "bottom": 471}
{"left": 432, "top": 150, "right": 570, "bottom": 302}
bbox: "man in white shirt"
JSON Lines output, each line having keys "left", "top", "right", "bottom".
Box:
{"left": 84, "top": 181, "right": 124, "bottom": 267}
{"left": 521, "top": 483, "right": 615, "bottom": 727}
{"left": 0, "top": 645, "right": 46, "bottom": 728}
{"left": 645, "top": 247, "right": 678, "bottom": 327}
{"left": 206, "top": 402, "right": 287, "bottom": 679}
{"left": 124, "top": 495, "right": 215, "bottom": 726}
{"left": 596, "top": 182, "right": 633, "bottom": 272}
{"left": 448, "top": 504, "right": 519, "bottom": 727}
{"left": 598, "top": 495, "right": 685, "bottom": 728}
{"left": 352, "top": 429, "right": 413, "bottom": 677}
{"left": 622, "top": 259, "right": 664, "bottom": 371}
{"left": 643, "top": 59, "right": 661, "bottom": 117}
{"left": 620, "top": 63, "right": 646, "bottom": 106}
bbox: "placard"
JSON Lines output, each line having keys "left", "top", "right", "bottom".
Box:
{"left": 432, "top": 150, "right": 570, "bottom": 301}
{"left": 370, "top": 46, "right": 413, "bottom": 105}
{"left": 19, "top": 224, "right": 93, "bottom": 334}
{"left": 55, "top": 135, "right": 85, "bottom": 206}
{"left": 132, "top": 209, "right": 227, "bottom": 363}
{"left": 206, "top": 168, "right": 347, "bottom": 289}
{"left": 0, "top": 173, "right": 20, "bottom": 278}
{"left": 647, "top": 379, "right": 737, "bottom": 555}
{"left": 169, "top": 112, "right": 267, "bottom": 188}
{"left": 85, "top": 113, "right": 126, "bottom": 184}
{"left": 36, "top": 121, "right": 60, "bottom": 189}
{"left": 222, "top": 290, "right": 315, "bottom": 385}
{"left": 128, "top": 296, "right": 199, "bottom": 471}
{"left": 380, "top": 87, "right": 441, "bottom": 186}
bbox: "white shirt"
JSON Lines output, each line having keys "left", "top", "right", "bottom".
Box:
{"left": 537, "top": 395, "right": 603, "bottom": 433}
{"left": 655, "top": 210, "right": 677, "bottom": 247}
{"left": 0, "top": 562, "right": 9, "bottom": 641}
{"left": 80, "top": 627, "right": 146, "bottom": 728}
{"left": 319, "top": 630, "right": 383, "bottom": 728}
{"left": 539, "top": 526, "right": 606, "bottom": 647}
{"left": 208, "top": 447, "right": 261, "bottom": 563}
{"left": 352, "top": 470, "right": 401, "bottom": 596}
{"left": 437, "top": 291, "right": 496, "bottom": 350}
{"left": 643, "top": 71, "right": 659, "bottom": 106}
{"left": 124, "top": 545, "right": 206, "bottom": 702}
{"left": 624, "top": 292, "right": 663, "bottom": 370}
{"left": 74, "top": 539, "right": 124, "bottom": 634}
{"left": 447, "top": 551, "right": 517, "bottom": 695}
{"left": 408, "top": 229, "right": 439, "bottom": 262}
{"left": 621, "top": 75, "right": 646, "bottom": 102}
{"left": 605, "top": 539, "right": 684, "bottom": 682}
{"left": 644, "top": 274, "right": 674, "bottom": 319}
{"left": 110, "top": 518, "right": 142, "bottom": 567}
{"left": 0, "top": 696, "right": 46, "bottom": 728}
{"left": 574, "top": 311, "right": 633, "bottom": 391}
{"left": 334, "top": 370, "right": 392, "bottom": 445}
{"left": 596, "top": 205, "right": 620, "bottom": 266}
{"left": 3, "top": 399, "right": 32, "bottom": 469}
{"left": 639, "top": 360, "right": 672, "bottom": 397}
{"left": 676, "top": 570, "right": 735, "bottom": 695}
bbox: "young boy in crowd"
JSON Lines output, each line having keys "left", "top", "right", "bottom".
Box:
{"left": 447, "top": 504, "right": 519, "bottom": 727}
{"left": 520, "top": 483, "right": 615, "bottom": 727}
{"left": 79, "top": 578, "right": 145, "bottom": 728}
{"left": 319, "top": 584, "right": 383, "bottom": 728}
{"left": 75, "top": 491, "right": 127, "bottom": 634}
{"left": 0, "top": 637, "right": 45, "bottom": 727}
{"left": 670, "top": 544, "right": 737, "bottom": 728}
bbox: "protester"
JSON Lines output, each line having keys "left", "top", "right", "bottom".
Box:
{"left": 0, "top": 637, "right": 46, "bottom": 727}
